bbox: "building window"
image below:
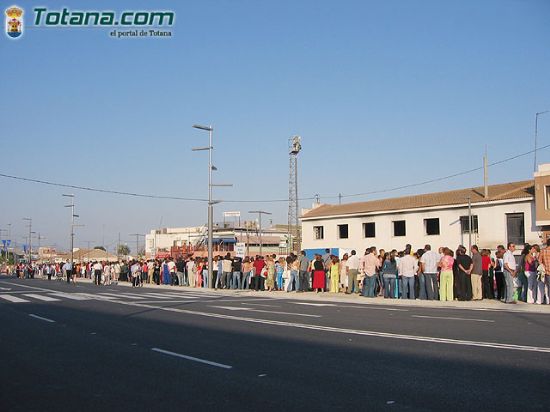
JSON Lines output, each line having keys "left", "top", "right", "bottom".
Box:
{"left": 337, "top": 224, "right": 349, "bottom": 239}
{"left": 363, "top": 222, "right": 376, "bottom": 238}
{"left": 546, "top": 185, "right": 550, "bottom": 210}
{"left": 313, "top": 226, "right": 324, "bottom": 240}
{"left": 393, "top": 220, "right": 406, "bottom": 237}
{"left": 424, "top": 218, "right": 440, "bottom": 235}
{"left": 460, "top": 215, "right": 478, "bottom": 234}
{"left": 506, "top": 213, "right": 525, "bottom": 246}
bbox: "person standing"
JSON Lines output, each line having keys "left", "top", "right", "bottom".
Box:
{"left": 312, "top": 255, "right": 325, "bottom": 293}
{"left": 346, "top": 250, "right": 360, "bottom": 294}
{"left": 92, "top": 261, "right": 103, "bottom": 285}
{"left": 456, "top": 247, "right": 473, "bottom": 301}
{"left": 329, "top": 256, "right": 340, "bottom": 292}
{"left": 298, "top": 251, "right": 310, "bottom": 292}
{"left": 438, "top": 248, "right": 455, "bottom": 301}
{"left": 322, "top": 248, "right": 331, "bottom": 291}
{"left": 176, "top": 257, "right": 185, "bottom": 287}
{"left": 419, "top": 244, "right": 440, "bottom": 301}
{"left": 222, "top": 253, "right": 233, "bottom": 289}
{"left": 381, "top": 251, "right": 398, "bottom": 298}
{"left": 253, "top": 255, "right": 266, "bottom": 291}
{"left": 62, "top": 259, "right": 73, "bottom": 284}
{"left": 340, "top": 253, "right": 349, "bottom": 293}
{"left": 536, "top": 238, "right": 550, "bottom": 304}
{"left": 232, "top": 256, "right": 242, "bottom": 290}
{"left": 481, "top": 249, "right": 494, "bottom": 299}
{"left": 161, "top": 259, "right": 170, "bottom": 285}
{"left": 398, "top": 248, "right": 418, "bottom": 299}
{"left": 361, "top": 247, "right": 380, "bottom": 298}
{"left": 524, "top": 244, "right": 539, "bottom": 304}
{"left": 168, "top": 258, "right": 177, "bottom": 286}
{"left": 265, "top": 256, "right": 275, "bottom": 291}
{"left": 186, "top": 258, "right": 196, "bottom": 288}
{"left": 503, "top": 242, "right": 517, "bottom": 304}
{"left": 470, "top": 245, "right": 483, "bottom": 300}
{"left": 241, "top": 257, "right": 252, "bottom": 290}
{"left": 494, "top": 246, "right": 506, "bottom": 300}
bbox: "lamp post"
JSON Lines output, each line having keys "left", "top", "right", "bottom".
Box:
{"left": 63, "top": 194, "right": 79, "bottom": 267}
{"left": 534, "top": 110, "right": 550, "bottom": 172}
{"left": 248, "top": 211, "right": 272, "bottom": 255}
{"left": 192, "top": 124, "right": 232, "bottom": 288}
{"left": 22, "top": 218, "right": 32, "bottom": 264}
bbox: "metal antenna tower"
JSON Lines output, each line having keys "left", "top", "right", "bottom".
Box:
{"left": 288, "top": 135, "right": 301, "bottom": 253}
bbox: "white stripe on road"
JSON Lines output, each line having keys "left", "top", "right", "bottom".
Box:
{"left": 210, "top": 305, "right": 321, "bottom": 318}
{"left": 0, "top": 294, "right": 29, "bottom": 303}
{"left": 411, "top": 315, "right": 495, "bottom": 323}
{"left": 23, "top": 294, "right": 60, "bottom": 302}
{"left": 292, "top": 302, "right": 336, "bottom": 307}
{"left": 0, "top": 287, "right": 12, "bottom": 291}
{"left": 29, "top": 314, "right": 55, "bottom": 323}
{"left": 141, "top": 293, "right": 199, "bottom": 299}
{"left": 241, "top": 303, "right": 280, "bottom": 308}
{"left": 99, "top": 293, "right": 145, "bottom": 300}
{"left": 48, "top": 292, "right": 90, "bottom": 301}
{"left": 107, "top": 300, "right": 550, "bottom": 354}
{"left": 151, "top": 347, "right": 232, "bottom": 369}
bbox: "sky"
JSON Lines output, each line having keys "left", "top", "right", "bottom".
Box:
{"left": 1, "top": 0, "right": 550, "bottom": 253}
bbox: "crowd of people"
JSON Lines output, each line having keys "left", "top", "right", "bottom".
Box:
{"left": 6, "top": 238, "right": 550, "bottom": 305}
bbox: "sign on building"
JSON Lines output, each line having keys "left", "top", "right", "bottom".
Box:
{"left": 235, "top": 242, "right": 246, "bottom": 258}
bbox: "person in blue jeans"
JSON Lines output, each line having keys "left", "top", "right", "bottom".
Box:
{"left": 381, "top": 251, "right": 398, "bottom": 298}
{"left": 398, "top": 246, "right": 418, "bottom": 299}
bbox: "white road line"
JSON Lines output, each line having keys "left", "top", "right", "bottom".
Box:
{"left": 151, "top": 347, "right": 232, "bottom": 369}
{"left": 141, "top": 293, "right": 199, "bottom": 299}
{"left": 107, "top": 300, "right": 550, "bottom": 354}
{"left": 292, "top": 302, "right": 336, "bottom": 307}
{"left": 48, "top": 292, "right": 90, "bottom": 301}
{"left": 0, "top": 287, "right": 12, "bottom": 291}
{"left": 29, "top": 314, "right": 55, "bottom": 323}
{"left": 23, "top": 294, "right": 60, "bottom": 302}
{"left": 0, "top": 294, "right": 29, "bottom": 303}
{"left": 210, "top": 305, "right": 321, "bottom": 318}
{"left": 99, "top": 293, "right": 145, "bottom": 300}
{"left": 411, "top": 315, "right": 495, "bottom": 323}
{"left": 77, "top": 293, "right": 119, "bottom": 301}
{"left": 337, "top": 305, "right": 409, "bottom": 312}
{"left": 241, "top": 303, "right": 280, "bottom": 308}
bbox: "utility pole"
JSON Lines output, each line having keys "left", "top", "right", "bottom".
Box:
{"left": 288, "top": 135, "right": 302, "bottom": 254}
{"left": 129, "top": 233, "right": 145, "bottom": 259}
{"left": 249, "top": 210, "right": 272, "bottom": 255}
{"left": 22, "top": 217, "right": 32, "bottom": 264}
{"left": 63, "top": 194, "right": 79, "bottom": 267}
{"left": 467, "top": 196, "right": 473, "bottom": 252}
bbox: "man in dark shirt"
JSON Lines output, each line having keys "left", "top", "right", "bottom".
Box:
{"left": 470, "top": 245, "right": 483, "bottom": 300}
{"left": 456, "top": 247, "right": 473, "bottom": 301}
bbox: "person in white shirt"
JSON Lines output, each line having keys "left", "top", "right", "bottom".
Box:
{"left": 398, "top": 247, "right": 418, "bottom": 299}
{"left": 92, "top": 261, "right": 103, "bottom": 285}
{"left": 503, "top": 242, "right": 517, "bottom": 304}
{"left": 346, "top": 250, "right": 360, "bottom": 294}
{"left": 419, "top": 244, "right": 441, "bottom": 301}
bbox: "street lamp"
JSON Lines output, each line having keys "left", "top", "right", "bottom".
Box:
{"left": 248, "top": 211, "right": 272, "bottom": 255}
{"left": 192, "top": 124, "right": 232, "bottom": 288}
{"left": 22, "top": 217, "right": 32, "bottom": 264}
{"left": 534, "top": 110, "right": 550, "bottom": 172}
{"left": 63, "top": 194, "right": 79, "bottom": 267}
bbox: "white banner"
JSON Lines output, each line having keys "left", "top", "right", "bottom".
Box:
{"left": 235, "top": 242, "right": 246, "bottom": 258}
{"left": 224, "top": 211, "right": 241, "bottom": 218}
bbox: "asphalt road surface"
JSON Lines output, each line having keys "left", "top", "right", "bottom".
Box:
{"left": 1, "top": 276, "right": 549, "bottom": 411}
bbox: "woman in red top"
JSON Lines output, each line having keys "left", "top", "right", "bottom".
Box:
{"left": 253, "top": 256, "right": 266, "bottom": 291}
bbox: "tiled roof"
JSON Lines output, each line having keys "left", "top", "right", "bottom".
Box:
{"left": 302, "top": 180, "right": 534, "bottom": 219}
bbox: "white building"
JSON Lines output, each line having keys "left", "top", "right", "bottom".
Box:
{"left": 145, "top": 226, "right": 206, "bottom": 258}
{"left": 301, "top": 179, "right": 542, "bottom": 254}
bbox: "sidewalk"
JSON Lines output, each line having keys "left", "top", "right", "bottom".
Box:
{"left": 71, "top": 276, "right": 550, "bottom": 314}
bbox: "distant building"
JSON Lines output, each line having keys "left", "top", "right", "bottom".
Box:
{"left": 301, "top": 166, "right": 550, "bottom": 254}
{"left": 145, "top": 222, "right": 296, "bottom": 258}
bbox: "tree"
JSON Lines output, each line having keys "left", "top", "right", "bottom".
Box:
{"left": 94, "top": 246, "right": 106, "bottom": 252}
{"left": 117, "top": 244, "right": 130, "bottom": 256}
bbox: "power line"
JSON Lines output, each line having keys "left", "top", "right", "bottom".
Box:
{"left": 1, "top": 142, "right": 549, "bottom": 205}
{"left": 0, "top": 172, "right": 208, "bottom": 202}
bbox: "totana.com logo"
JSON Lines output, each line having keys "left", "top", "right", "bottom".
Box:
{"left": 5, "top": 5, "right": 23, "bottom": 39}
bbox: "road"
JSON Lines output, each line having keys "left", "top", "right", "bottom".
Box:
{"left": 1, "top": 276, "right": 548, "bottom": 411}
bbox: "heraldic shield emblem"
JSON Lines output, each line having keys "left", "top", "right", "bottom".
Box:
{"left": 5, "top": 5, "right": 23, "bottom": 39}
